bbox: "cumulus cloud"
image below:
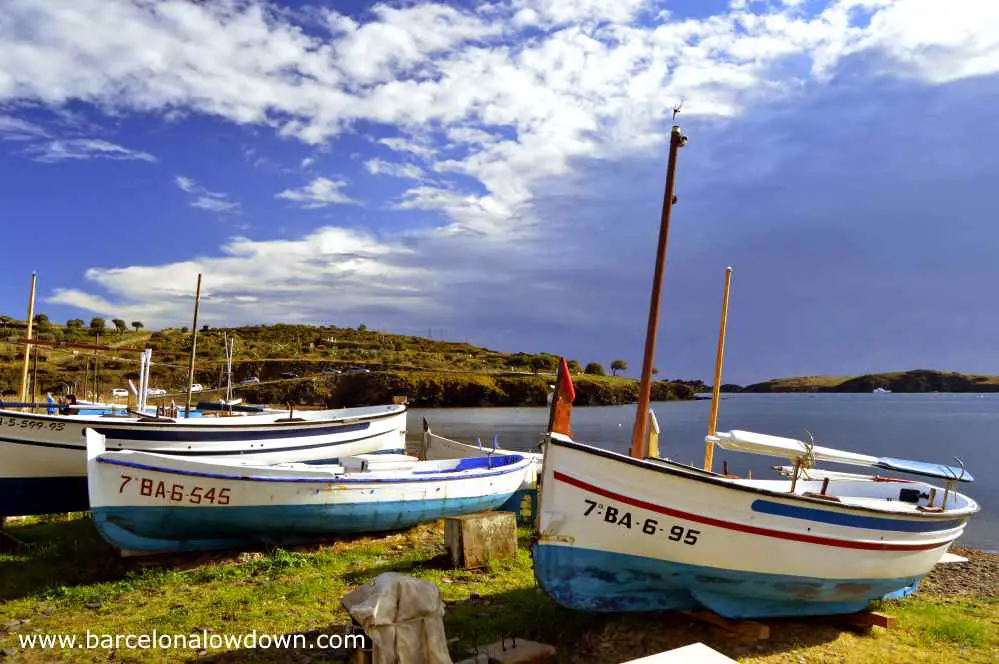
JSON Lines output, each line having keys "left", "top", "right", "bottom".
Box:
{"left": 5, "top": 0, "right": 999, "bottom": 326}
{"left": 277, "top": 177, "right": 356, "bottom": 208}
{"left": 174, "top": 175, "right": 240, "bottom": 213}
{"left": 48, "top": 226, "right": 437, "bottom": 324}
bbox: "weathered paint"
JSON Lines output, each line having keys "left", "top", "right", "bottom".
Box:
{"left": 532, "top": 543, "right": 922, "bottom": 618}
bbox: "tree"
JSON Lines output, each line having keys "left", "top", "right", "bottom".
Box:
{"left": 584, "top": 362, "right": 605, "bottom": 376}
{"left": 358, "top": 323, "right": 368, "bottom": 333}
{"left": 131, "top": 321, "right": 144, "bottom": 332}
{"left": 112, "top": 319, "right": 127, "bottom": 334}
{"left": 567, "top": 359, "right": 581, "bottom": 374}
{"left": 529, "top": 355, "right": 554, "bottom": 374}
{"left": 652, "top": 367, "right": 659, "bottom": 377}
{"left": 610, "top": 359, "right": 628, "bottom": 376}
{"left": 33, "top": 313, "right": 50, "bottom": 331}
{"left": 66, "top": 318, "right": 84, "bottom": 331}
{"left": 90, "top": 318, "right": 106, "bottom": 336}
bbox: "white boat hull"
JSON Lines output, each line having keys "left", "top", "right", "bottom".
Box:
{"left": 85, "top": 432, "right": 532, "bottom": 555}
{"left": 533, "top": 435, "right": 977, "bottom": 618}
{"left": 0, "top": 405, "right": 407, "bottom": 517}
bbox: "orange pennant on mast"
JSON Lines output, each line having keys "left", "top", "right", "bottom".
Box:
{"left": 548, "top": 357, "right": 575, "bottom": 436}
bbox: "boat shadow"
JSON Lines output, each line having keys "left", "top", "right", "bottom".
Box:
{"left": 184, "top": 584, "right": 859, "bottom": 663}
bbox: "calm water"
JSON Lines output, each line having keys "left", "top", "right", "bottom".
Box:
{"left": 407, "top": 393, "right": 999, "bottom": 551}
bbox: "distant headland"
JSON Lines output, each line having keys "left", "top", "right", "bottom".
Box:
{"left": 734, "top": 370, "right": 999, "bottom": 393}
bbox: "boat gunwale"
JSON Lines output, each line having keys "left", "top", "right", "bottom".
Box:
{"left": 0, "top": 404, "right": 406, "bottom": 430}
{"left": 96, "top": 454, "right": 532, "bottom": 484}
{"left": 549, "top": 435, "right": 979, "bottom": 521}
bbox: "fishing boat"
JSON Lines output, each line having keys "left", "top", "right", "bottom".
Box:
{"left": 0, "top": 403, "right": 408, "bottom": 518}
{"left": 873, "top": 387, "right": 892, "bottom": 394}
{"left": 533, "top": 427, "right": 977, "bottom": 618}
{"left": 418, "top": 418, "right": 542, "bottom": 525}
{"left": 85, "top": 429, "right": 533, "bottom": 555}
{"left": 531, "top": 120, "right": 980, "bottom": 619}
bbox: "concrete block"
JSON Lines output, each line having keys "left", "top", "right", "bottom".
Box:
{"left": 444, "top": 511, "right": 516, "bottom": 569}
{"left": 480, "top": 639, "right": 555, "bottom": 664}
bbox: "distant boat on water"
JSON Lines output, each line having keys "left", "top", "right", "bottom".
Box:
{"left": 873, "top": 387, "right": 892, "bottom": 394}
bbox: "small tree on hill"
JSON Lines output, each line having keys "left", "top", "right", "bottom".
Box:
{"left": 610, "top": 359, "right": 628, "bottom": 376}
{"left": 584, "top": 362, "right": 605, "bottom": 376}
{"left": 112, "top": 319, "right": 127, "bottom": 334}
{"left": 90, "top": 317, "right": 106, "bottom": 337}
{"left": 567, "top": 359, "right": 581, "bottom": 374}
{"left": 131, "top": 321, "right": 144, "bottom": 332}
{"left": 66, "top": 318, "right": 84, "bottom": 331}
{"left": 33, "top": 313, "right": 50, "bottom": 332}
{"left": 652, "top": 367, "right": 659, "bottom": 377}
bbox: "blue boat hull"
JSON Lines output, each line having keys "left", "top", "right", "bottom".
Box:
{"left": 93, "top": 493, "right": 514, "bottom": 554}
{"left": 532, "top": 544, "right": 921, "bottom": 619}
{"left": 498, "top": 488, "right": 537, "bottom": 527}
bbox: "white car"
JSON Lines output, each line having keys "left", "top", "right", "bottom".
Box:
{"left": 240, "top": 377, "right": 260, "bottom": 385}
{"left": 111, "top": 388, "right": 129, "bottom": 398}
{"left": 188, "top": 383, "right": 204, "bottom": 393}
{"left": 146, "top": 387, "right": 167, "bottom": 396}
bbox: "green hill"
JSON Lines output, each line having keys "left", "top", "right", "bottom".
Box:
{"left": 741, "top": 369, "right": 999, "bottom": 393}
{"left": 0, "top": 317, "right": 696, "bottom": 407}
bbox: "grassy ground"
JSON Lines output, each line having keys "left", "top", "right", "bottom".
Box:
{"left": 1, "top": 515, "right": 996, "bottom": 663}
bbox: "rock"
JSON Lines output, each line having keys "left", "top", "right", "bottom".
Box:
{"left": 479, "top": 639, "right": 556, "bottom": 664}
{"left": 85, "top": 601, "right": 102, "bottom": 610}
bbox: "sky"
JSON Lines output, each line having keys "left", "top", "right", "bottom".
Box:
{"left": 2, "top": 0, "right": 999, "bottom": 384}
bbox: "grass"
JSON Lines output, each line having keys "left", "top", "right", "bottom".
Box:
{"left": 1, "top": 515, "right": 997, "bottom": 663}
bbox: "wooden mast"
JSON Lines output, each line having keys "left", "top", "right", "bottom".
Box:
{"left": 184, "top": 273, "right": 203, "bottom": 418}
{"left": 18, "top": 273, "right": 37, "bottom": 403}
{"left": 629, "top": 124, "right": 688, "bottom": 459}
{"left": 704, "top": 266, "right": 734, "bottom": 472}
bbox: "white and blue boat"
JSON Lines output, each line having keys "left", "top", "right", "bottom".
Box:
{"left": 85, "top": 429, "right": 532, "bottom": 555}
{"left": 532, "top": 429, "right": 978, "bottom": 618}
{"left": 0, "top": 404, "right": 407, "bottom": 519}
{"left": 418, "top": 418, "right": 542, "bottom": 526}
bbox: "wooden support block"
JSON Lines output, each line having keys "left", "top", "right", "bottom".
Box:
{"left": 841, "top": 611, "right": 896, "bottom": 630}
{"left": 682, "top": 611, "right": 770, "bottom": 641}
{"left": 444, "top": 511, "right": 516, "bottom": 569}
{"left": 480, "top": 638, "right": 556, "bottom": 664}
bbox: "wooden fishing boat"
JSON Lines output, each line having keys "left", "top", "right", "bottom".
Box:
{"left": 418, "top": 418, "right": 542, "bottom": 525}
{"left": 531, "top": 118, "right": 980, "bottom": 618}
{"left": 85, "top": 429, "right": 533, "bottom": 555}
{"left": 533, "top": 426, "right": 977, "bottom": 617}
{"left": 0, "top": 403, "right": 407, "bottom": 518}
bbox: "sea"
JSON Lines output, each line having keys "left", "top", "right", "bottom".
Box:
{"left": 407, "top": 393, "right": 999, "bottom": 552}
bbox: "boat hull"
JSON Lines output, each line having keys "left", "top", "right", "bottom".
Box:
{"left": 421, "top": 429, "right": 542, "bottom": 526}
{"left": 0, "top": 406, "right": 407, "bottom": 517}
{"left": 87, "top": 441, "right": 531, "bottom": 555}
{"left": 532, "top": 436, "right": 972, "bottom": 618}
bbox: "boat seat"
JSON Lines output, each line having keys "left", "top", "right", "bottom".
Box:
{"left": 341, "top": 454, "right": 421, "bottom": 472}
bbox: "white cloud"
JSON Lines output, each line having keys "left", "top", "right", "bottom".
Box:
{"left": 26, "top": 138, "right": 156, "bottom": 163}
{"left": 277, "top": 177, "right": 356, "bottom": 208}
{"left": 0, "top": 115, "right": 49, "bottom": 140}
{"left": 174, "top": 175, "right": 240, "bottom": 213}
{"left": 365, "top": 158, "right": 425, "bottom": 179}
{"left": 6, "top": 0, "right": 999, "bottom": 321}
{"left": 48, "top": 226, "right": 436, "bottom": 324}
{"left": 301, "top": 156, "right": 315, "bottom": 168}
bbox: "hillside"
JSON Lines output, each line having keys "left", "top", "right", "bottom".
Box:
{"left": 741, "top": 369, "right": 999, "bottom": 393}
{"left": 0, "top": 318, "right": 697, "bottom": 407}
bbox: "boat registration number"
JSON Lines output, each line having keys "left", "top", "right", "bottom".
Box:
{"left": 4, "top": 417, "right": 66, "bottom": 431}
{"left": 583, "top": 499, "right": 699, "bottom": 545}
{"left": 118, "top": 474, "right": 231, "bottom": 505}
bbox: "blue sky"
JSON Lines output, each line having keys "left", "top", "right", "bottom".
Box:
{"left": 2, "top": 0, "right": 998, "bottom": 384}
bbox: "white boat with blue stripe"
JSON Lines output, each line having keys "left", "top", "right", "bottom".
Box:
{"left": 85, "top": 429, "right": 533, "bottom": 556}
{"left": 533, "top": 430, "right": 978, "bottom": 619}
{"left": 0, "top": 403, "right": 407, "bottom": 518}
